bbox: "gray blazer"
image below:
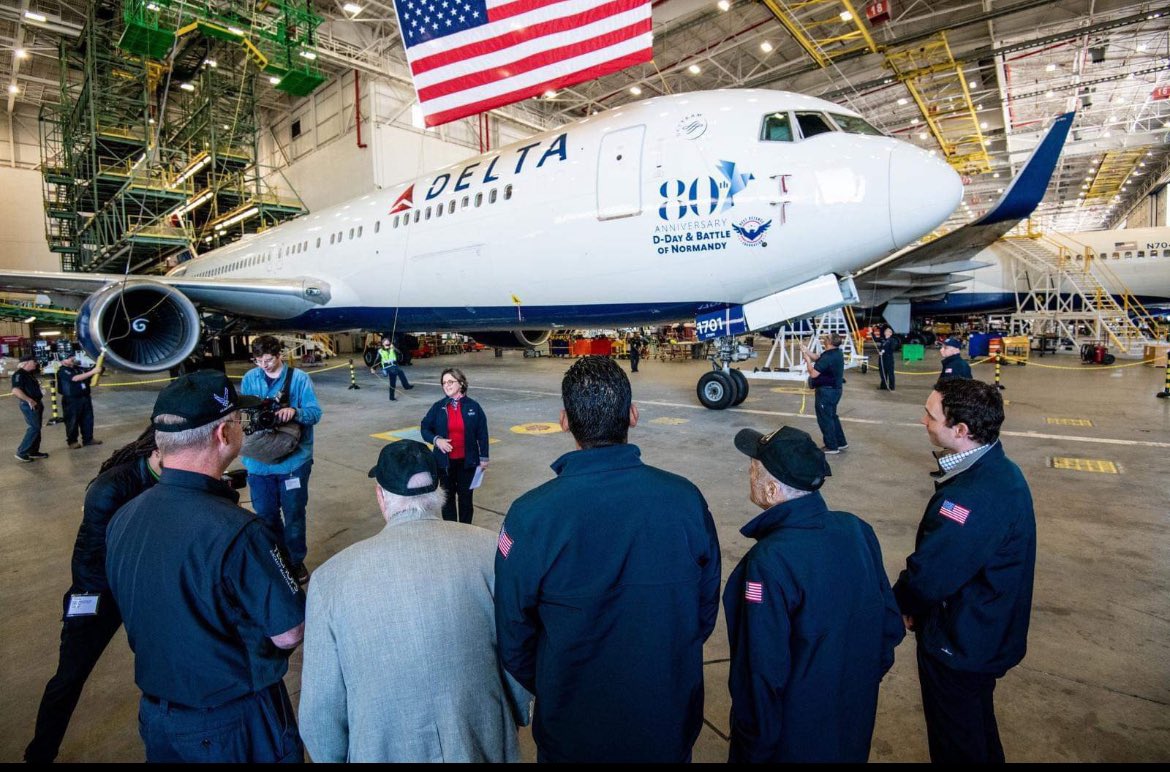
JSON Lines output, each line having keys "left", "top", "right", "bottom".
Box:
{"left": 299, "top": 508, "right": 531, "bottom": 762}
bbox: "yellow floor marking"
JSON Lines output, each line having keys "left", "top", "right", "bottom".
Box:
{"left": 1050, "top": 457, "right": 1118, "bottom": 474}
{"left": 770, "top": 386, "right": 812, "bottom": 394}
{"left": 1046, "top": 417, "right": 1094, "bottom": 427}
{"left": 650, "top": 417, "right": 689, "bottom": 425}
{"left": 509, "top": 422, "right": 563, "bottom": 435}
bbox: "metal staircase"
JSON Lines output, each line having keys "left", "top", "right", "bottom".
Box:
{"left": 1002, "top": 236, "right": 1154, "bottom": 355}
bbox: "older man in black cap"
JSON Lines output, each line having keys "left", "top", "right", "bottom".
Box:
{"left": 106, "top": 371, "right": 306, "bottom": 762}
{"left": 11, "top": 354, "right": 49, "bottom": 462}
{"left": 724, "top": 425, "right": 904, "bottom": 763}
{"left": 938, "top": 338, "right": 973, "bottom": 382}
{"left": 300, "top": 440, "right": 530, "bottom": 762}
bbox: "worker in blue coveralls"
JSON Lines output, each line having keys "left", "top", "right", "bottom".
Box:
{"left": 895, "top": 378, "right": 1036, "bottom": 763}
{"left": 494, "top": 356, "right": 721, "bottom": 763}
{"left": 240, "top": 335, "right": 323, "bottom": 585}
{"left": 725, "top": 424, "right": 904, "bottom": 763}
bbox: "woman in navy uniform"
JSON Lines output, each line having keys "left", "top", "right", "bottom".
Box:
{"left": 420, "top": 368, "right": 489, "bottom": 524}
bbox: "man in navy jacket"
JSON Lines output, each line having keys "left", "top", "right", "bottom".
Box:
{"left": 725, "top": 425, "right": 904, "bottom": 762}
{"left": 494, "top": 356, "right": 721, "bottom": 762}
{"left": 895, "top": 378, "right": 1036, "bottom": 762}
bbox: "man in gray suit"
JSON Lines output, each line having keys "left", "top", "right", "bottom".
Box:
{"left": 299, "top": 440, "right": 530, "bottom": 762}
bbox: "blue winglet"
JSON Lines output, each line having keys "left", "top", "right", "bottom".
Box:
{"left": 978, "top": 112, "right": 1075, "bottom": 225}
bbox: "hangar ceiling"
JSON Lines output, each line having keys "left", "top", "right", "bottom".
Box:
{"left": 2, "top": 0, "right": 1168, "bottom": 234}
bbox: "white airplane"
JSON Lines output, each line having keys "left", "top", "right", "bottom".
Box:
{"left": 908, "top": 225, "right": 1170, "bottom": 317}
{"left": 0, "top": 89, "right": 962, "bottom": 404}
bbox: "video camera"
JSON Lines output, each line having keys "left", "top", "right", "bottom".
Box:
{"left": 241, "top": 398, "right": 283, "bottom": 435}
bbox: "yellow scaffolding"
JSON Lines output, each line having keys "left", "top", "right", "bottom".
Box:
{"left": 885, "top": 32, "right": 990, "bottom": 175}
{"left": 1084, "top": 149, "right": 1144, "bottom": 203}
{"left": 761, "top": 0, "right": 879, "bottom": 69}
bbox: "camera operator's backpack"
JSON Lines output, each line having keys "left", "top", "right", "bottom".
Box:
{"left": 241, "top": 366, "right": 303, "bottom": 464}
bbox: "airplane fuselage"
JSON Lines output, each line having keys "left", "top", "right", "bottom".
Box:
{"left": 171, "top": 89, "right": 958, "bottom": 333}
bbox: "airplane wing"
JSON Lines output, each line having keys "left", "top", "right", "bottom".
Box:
{"left": 0, "top": 270, "right": 331, "bottom": 319}
{"left": 854, "top": 111, "right": 1075, "bottom": 309}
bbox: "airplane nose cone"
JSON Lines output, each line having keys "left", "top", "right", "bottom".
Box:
{"left": 888, "top": 144, "right": 963, "bottom": 248}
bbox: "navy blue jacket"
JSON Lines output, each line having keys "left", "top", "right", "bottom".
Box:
{"left": 810, "top": 347, "right": 845, "bottom": 388}
{"left": 724, "top": 492, "right": 904, "bottom": 763}
{"left": 420, "top": 395, "right": 489, "bottom": 470}
{"left": 894, "top": 442, "right": 1036, "bottom": 675}
{"left": 939, "top": 353, "right": 973, "bottom": 381}
{"left": 494, "top": 443, "right": 721, "bottom": 762}
{"left": 71, "top": 456, "right": 158, "bottom": 595}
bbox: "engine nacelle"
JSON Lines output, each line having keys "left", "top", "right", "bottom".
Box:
{"left": 466, "top": 330, "right": 552, "bottom": 349}
{"left": 76, "top": 281, "right": 202, "bottom": 373}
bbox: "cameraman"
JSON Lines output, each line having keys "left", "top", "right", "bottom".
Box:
{"left": 241, "top": 336, "right": 322, "bottom": 584}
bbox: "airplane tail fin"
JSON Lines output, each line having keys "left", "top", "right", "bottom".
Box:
{"left": 977, "top": 112, "right": 1075, "bottom": 225}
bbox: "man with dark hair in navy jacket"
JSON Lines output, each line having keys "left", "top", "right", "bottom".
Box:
{"left": 494, "top": 356, "right": 721, "bottom": 763}
{"left": 896, "top": 378, "right": 1036, "bottom": 763}
{"left": 725, "top": 425, "right": 904, "bottom": 762}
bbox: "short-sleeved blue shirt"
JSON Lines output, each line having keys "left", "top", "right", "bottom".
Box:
{"left": 106, "top": 468, "right": 306, "bottom": 708}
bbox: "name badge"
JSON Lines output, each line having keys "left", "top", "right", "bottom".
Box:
{"left": 284, "top": 477, "right": 302, "bottom": 491}
{"left": 66, "top": 593, "right": 100, "bottom": 617}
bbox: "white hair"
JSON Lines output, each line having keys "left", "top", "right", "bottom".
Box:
{"left": 153, "top": 412, "right": 235, "bottom": 455}
{"left": 757, "top": 463, "right": 813, "bottom": 502}
{"left": 379, "top": 471, "right": 447, "bottom": 517}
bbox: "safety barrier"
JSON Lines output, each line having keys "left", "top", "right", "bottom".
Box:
{"left": 347, "top": 358, "right": 361, "bottom": 390}
{"left": 1157, "top": 359, "right": 1170, "bottom": 399}
{"left": 45, "top": 378, "right": 63, "bottom": 425}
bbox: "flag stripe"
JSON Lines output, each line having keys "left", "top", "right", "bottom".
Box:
{"left": 410, "top": 0, "right": 648, "bottom": 74}
{"left": 422, "top": 39, "right": 649, "bottom": 125}
{"left": 417, "top": 18, "right": 651, "bottom": 101}
{"left": 490, "top": 0, "right": 571, "bottom": 22}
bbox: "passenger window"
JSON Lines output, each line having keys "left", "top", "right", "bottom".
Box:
{"left": 1163, "top": 249, "right": 1170, "bottom": 257}
{"left": 349, "top": 228, "right": 354, "bottom": 239}
{"left": 413, "top": 210, "right": 420, "bottom": 223}
{"left": 357, "top": 226, "right": 363, "bottom": 237}
{"left": 795, "top": 112, "right": 835, "bottom": 139}
{"left": 393, "top": 216, "right": 399, "bottom": 228}
{"left": 1137, "top": 250, "right": 1145, "bottom": 258}
{"left": 828, "top": 113, "right": 884, "bottom": 136}
{"left": 316, "top": 237, "right": 321, "bottom": 248}
{"left": 425, "top": 207, "right": 432, "bottom": 220}
{"left": 1124, "top": 251, "right": 1133, "bottom": 259}
{"left": 1099, "top": 252, "right": 1106, "bottom": 260}
{"left": 504, "top": 184, "right": 512, "bottom": 200}
{"left": 489, "top": 189, "right": 498, "bottom": 204}
{"left": 448, "top": 200, "right": 455, "bottom": 214}
{"left": 435, "top": 204, "right": 443, "bottom": 218}
{"left": 1112, "top": 252, "right": 1119, "bottom": 259}
{"left": 330, "top": 234, "right": 335, "bottom": 244}
{"left": 474, "top": 192, "right": 483, "bottom": 207}
{"left": 760, "top": 112, "right": 793, "bottom": 142}
{"left": 462, "top": 196, "right": 469, "bottom": 208}
{"left": 374, "top": 221, "right": 380, "bottom": 233}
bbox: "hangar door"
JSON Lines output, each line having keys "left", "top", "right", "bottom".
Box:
{"left": 596, "top": 125, "right": 645, "bottom": 220}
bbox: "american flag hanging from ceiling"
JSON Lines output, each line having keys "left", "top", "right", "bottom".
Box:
{"left": 392, "top": 0, "right": 654, "bottom": 127}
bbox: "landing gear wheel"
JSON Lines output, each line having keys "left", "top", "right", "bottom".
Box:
{"left": 362, "top": 347, "right": 379, "bottom": 368}
{"left": 729, "top": 369, "right": 749, "bottom": 406}
{"left": 697, "top": 371, "right": 735, "bottom": 410}
{"left": 860, "top": 361, "right": 868, "bottom": 374}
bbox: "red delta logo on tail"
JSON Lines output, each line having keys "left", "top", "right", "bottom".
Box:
{"left": 389, "top": 184, "right": 414, "bottom": 214}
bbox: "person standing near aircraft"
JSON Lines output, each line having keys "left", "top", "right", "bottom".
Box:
{"left": 241, "top": 336, "right": 323, "bottom": 585}
{"left": 420, "top": 368, "right": 489, "bottom": 524}
{"left": 725, "top": 425, "right": 903, "bottom": 762}
{"left": 11, "top": 354, "right": 48, "bottom": 462}
{"left": 494, "top": 356, "right": 721, "bottom": 762}
{"left": 56, "top": 354, "right": 102, "bottom": 449}
{"left": 370, "top": 336, "right": 413, "bottom": 401}
{"left": 938, "top": 338, "right": 973, "bottom": 382}
{"left": 628, "top": 332, "right": 645, "bottom": 373}
{"left": 800, "top": 335, "right": 848, "bottom": 454}
{"left": 877, "top": 327, "right": 899, "bottom": 391}
{"left": 895, "top": 379, "right": 1035, "bottom": 763}
{"left": 24, "top": 428, "right": 160, "bottom": 763}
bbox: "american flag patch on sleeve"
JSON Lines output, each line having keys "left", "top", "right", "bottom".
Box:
{"left": 939, "top": 500, "right": 971, "bottom": 525}
{"left": 745, "top": 581, "right": 764, "bottom": 603}
{"left": 497, "top": 526, "right": 514, "bottom": 558}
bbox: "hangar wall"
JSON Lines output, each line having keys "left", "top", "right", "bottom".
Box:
{"left": 0, "top": 167, "right": 55, "bottom": 271}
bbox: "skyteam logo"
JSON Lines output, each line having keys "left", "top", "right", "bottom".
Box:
{"left": 658, "top": 160, "right": 755, "bottom": 221}
{"left": 733, "top": 217, "right": 772, "bottom": 246}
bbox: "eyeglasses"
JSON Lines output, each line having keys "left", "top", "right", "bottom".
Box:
{"left": 253, "top": 356, "right": 279, "bottom": 366}
{"left": 441, "top": 379, "right": 460, "bottom": 385}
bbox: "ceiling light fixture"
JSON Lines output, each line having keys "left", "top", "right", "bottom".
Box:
{"left": 24, "top": 11, "right": 47, "bottom": 23}
{"left": 343, "top": 2, "right": 363, "bottom": 13}
{"left": 1046, "top": 63, "right": 1056, "bottom": 72}
{"left": 7, "top": 83, "right": 18, "bottom": 95}
{"left": 839, "top": 11, "right": 852, "bottom": 22}
{"left": 179, "top": 82, "right": 195, "bottom": 92}
{"left": 760, "top": 41, "right": 773, "bottom": 53}
{"left": 717, "top": 0, "right": 730, "bottom": 11}
{"left": 14, "top": 48, "right": 28, "bottom": 59}
{"left": 897, "top": 98, "right": 907, "bottom": 106}
{"left": 688, "top": 64, "right": 701, "bottom": 75}
{"left": 299, "top": 51, "right": 317, "bottom": 60}
{"left": 629, "top": 86, "right": 641, "bottom": 95}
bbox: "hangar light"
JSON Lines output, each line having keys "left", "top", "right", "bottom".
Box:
{"left": 7, "top": 84, "right": 18, "bottom": 95}
{"left": 839, "top": 11, "right": 852, "bottom": 22}
{"left": 179, "top": 82, "right": 195, "bottom": 92}
{"left": 343, "top": 3, "right": 363, "bottom": 14}
{"left": 25, "top": 11, "right": 47, "bottom": 23}
{"left": 688, "top": 64, "right": 701, "bottom": 75}
{"left": 14, "top": 49, "right": 27, "bottom": 59}
{"left": 629, "top": 86, "right": 641, "bottom": 95}
{"left": 760, "top": 41, "right": 773, "bottom": 53}
{"left": 717, "top": 1, "right": 730, "bottom": 11}
{"left": 23, "top": 316, "right": 36, "bottom": 324}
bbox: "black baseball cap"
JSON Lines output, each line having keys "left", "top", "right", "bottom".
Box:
{"left": 734, "top": 425, "right": 831, "bottom": 491}
{"left": 942, "top": 338, "right": 963, "bottom": 349}
{"left": 368, "top": 440, "right": 439, "bottom": 496}
{"left": 151, "top": 371, "right": 261, "bottom": 432}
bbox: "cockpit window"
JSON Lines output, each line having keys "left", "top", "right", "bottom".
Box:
{"left": 760, "top": 112, "right": 793, "bottom": 142}
{"left": 828, "top": 113, "right": 884, "bottom": 136}
{"left": 795, "top": 112, "right": 836, "bottom": 139}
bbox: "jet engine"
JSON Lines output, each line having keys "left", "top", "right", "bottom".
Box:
{"left": 76, "top": 281, "right": 202, "bottom": 373}
{"left": 467, "top": 330, "right": 552, "bottom": 349}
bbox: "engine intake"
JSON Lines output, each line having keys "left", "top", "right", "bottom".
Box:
{"left": 76, "top": 281, "right": 202, "bottom": 373}
{"left": 467, "top": 330, "right": 552, "bottom": 349}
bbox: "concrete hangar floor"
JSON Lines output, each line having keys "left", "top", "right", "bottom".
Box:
{"left": 1, "top": 349, "right": 1167, "bottom": 762}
